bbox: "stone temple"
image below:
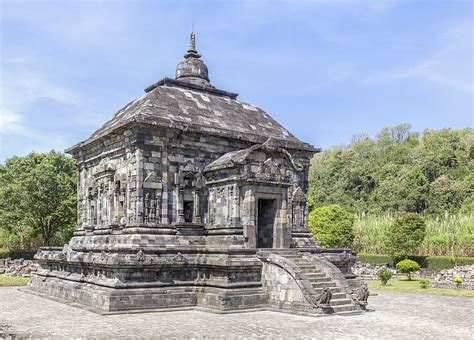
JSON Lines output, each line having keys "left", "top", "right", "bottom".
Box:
{"left": 28, "top": 32, "right": 368, "bottom": 315}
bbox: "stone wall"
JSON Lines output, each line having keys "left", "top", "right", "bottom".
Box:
{"left": 430, "top": 265, "right": 474, "bottom": 290}
{"left": 261, "top": 259, "right": 306, "bottom": 309}
{"left": 0, "top": 258, "right": 38, "bottom": 276}
{"left": 352, "top": 262, "right": 396, "bottom": 281}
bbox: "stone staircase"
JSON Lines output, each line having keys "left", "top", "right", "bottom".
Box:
{"left": 273, "top": 250, "right": 359, "bottom": 314}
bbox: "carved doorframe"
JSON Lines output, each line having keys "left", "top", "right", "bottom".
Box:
{"left": 253, "top": 185, "right": 290, "bottom": 249}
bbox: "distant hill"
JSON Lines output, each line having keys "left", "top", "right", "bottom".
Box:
{"left": 309, "top": 124, "right": 473, "bottom": 215}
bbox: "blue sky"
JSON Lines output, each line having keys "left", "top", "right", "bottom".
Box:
{"left": 1, "top": 0, "right": 472, "bottom": 162}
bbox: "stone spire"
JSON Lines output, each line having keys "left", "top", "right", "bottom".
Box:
{"left": 186, "top": 30, "right": 199, "bottom": 57}
{"left": 176, "top": 30, "right": 213, "bottom": 88}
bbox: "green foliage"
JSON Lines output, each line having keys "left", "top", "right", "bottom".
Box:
{"left": 453, "top": 277, "right": 463, "bottom": 284}
{"left": 368, "top": 278, "right": 474, "bottom": 297}
{"left": 377, "top": 268, "right": 393, "bottom": 286}
{"left": 419, "top": 279, "right": 429, "bottom": 289}
{"left": 459, "top": 194, "right": 474, "bottom": 214}
{"left": 0, "top": 151, "right": 77, "bottom": 249}
{"left": 308, "top": 204, "right": 355, "bottom": 248}
{"left": 0, "top": 276, "right": 29, "bottom": 287}
{"left": 386, "top": 214, "right": 426, "bottom": 258}
{"left": 396, "top": 259, "right": 420, "bottom": 280}
{"left": 310, "top": 126, "right": 473, "bottom": 215}
{"left": 354, "top": 213, "right": 474, "bottom": 257}
{"left": 0, "top": 248, "right": 36, "bottom": 260}
{"left": 357, "top": 253, "right": 394, "bottom": 265}
{"left": 357, "top": 253, "right": 474, "bottom": 270}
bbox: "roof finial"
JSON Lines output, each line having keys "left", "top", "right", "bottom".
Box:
{"left": 188, "top": 23, "right": 196, "bottom": 53}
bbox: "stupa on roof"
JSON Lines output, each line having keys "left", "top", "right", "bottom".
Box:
{"left": 28, "top": 32, "right": 368, "bottom": 315}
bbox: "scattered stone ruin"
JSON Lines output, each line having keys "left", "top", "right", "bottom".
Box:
{"left": 0, "top": 258, "right": 38, "bottom": 277}
{"left": 28, "top": 32, "right": 366, "bottom": 315}
{"left": 431, "top": 265, "right": 474, "bottom": 290}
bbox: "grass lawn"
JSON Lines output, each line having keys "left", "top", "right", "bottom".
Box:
{"left": 0, "top": 276, "right": 29, "bottom": 287}
{"left": 368, "top": 278, "right": 474, "bottom": 297}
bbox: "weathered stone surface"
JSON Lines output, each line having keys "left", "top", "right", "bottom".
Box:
{"left": 0, "top": 259, "right": 38, "bottom": 277}
{"left": 28, "top": 32, "right": 364, "bottom": 315}
{"left": 352, "top": 261, "right": 396, "bottom": 281}
{"left": 431, "top": 265, "right": 474, "bottom": 290}
{"left": 1, "top": 288, "right": 473, "bottom": 338}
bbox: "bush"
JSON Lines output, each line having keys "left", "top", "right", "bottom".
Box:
{"left": 453, "top": 277, "right": 463, "bottom": 284}
{"left": 357, "top": 253, "right": 393, "bottom": 265}
{"left": 353, "top": 213, "right": 474, "bottom": 257}
{"left": 357, "top": 254, "right": 474, "bottom": 270}
{"left": 419, "top": 279, "right": 429, "bottom": 289}
{"left": 396, "top": 259, "right": 420, "bottom": 280}
{"left": 0, "top": 249, "right": 36, "bottom": 260}
{"left": 377, "top": 268, "right": 393, "bottom": 286}
{"left": 386, "top": 213, "right": 426, "bottom": 258}
{"left": 308, "top": 204, "right": 355, "bottom": 248}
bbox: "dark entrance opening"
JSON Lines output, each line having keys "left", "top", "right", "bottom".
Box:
{"left": 257, "top": 199, "right": 276, "bottom": 248}
{"left": 183, "top": 201, "right": 194, "bottom": 223}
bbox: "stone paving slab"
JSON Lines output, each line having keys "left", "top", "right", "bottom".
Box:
{"left": 1, "top": 287, "right": 473, "bottom": 339}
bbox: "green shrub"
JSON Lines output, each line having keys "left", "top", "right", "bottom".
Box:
{"left": 419, "top": 279, "right": 429, "bottom": 289}
{"left": 453, "top": 257, "right": 474, "bottom": 267}
{"left": 0, "top": 249, "right": 36, "bottom": 260}
{"left": 357, "top": 254, "right": 474, "bottom": 270}
{"left": 453, "top": 277, "right": 463, "bottom": 284}
{"left": 377, "top": 268, "right": 393, "bottom": 285}
{"left": 353, "top": 213, "right": 474, "bottom": 257}
{"left": 357, "top": 253, "right": 393, "bottom": 265}
{"left": 308, "top": 204, "right": 355, "bottom": 248}
{"left": 396, "top": 259, "right": 420, "bottom": 280}
{"left": 386, "top": 213, "right": 426, "bottom": 258}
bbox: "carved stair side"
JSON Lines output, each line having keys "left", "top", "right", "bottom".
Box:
{"left": 303, "top": 253, "right": 367, "bottom": 310}
{"left": 256, "top": 251, "right": 331, "bottom": 312}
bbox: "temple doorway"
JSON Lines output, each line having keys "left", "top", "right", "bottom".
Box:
{"left": 257, "top": 198, "right": 276, "bottom": 248}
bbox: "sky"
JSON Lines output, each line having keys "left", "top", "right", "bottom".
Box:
{"left": 0, "top": 0, "right": 473, "bottom": 162}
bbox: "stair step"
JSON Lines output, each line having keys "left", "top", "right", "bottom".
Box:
{"left": 303, "top": 273, "right": 326, "bottom": 278}
{"left": 332, "top": 304, "right": 358, "bottom": 313}
{"left": 307, "top": 277, "right": 332, "bottom": 283}
{"left": 312, "top": 281, "right": 337, "bottom": 288}
{"left": 313, "top": 287, "right": 341, "bottom": 294}
{"left": 329, "top": 292, "right": 347, "bottom": 299}
{"left": 330, "top": 298, "right": 353, "bottom": 306}
{"left": 297, "top": 264, "right": 317, "bottom": 269}
{"left": 291, "top": 259, "right": 310, "bottom": 264}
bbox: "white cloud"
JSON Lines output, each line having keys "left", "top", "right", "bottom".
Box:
{"left": 0, "top": 110, "right": 27, "bottom": 135}
{"left": 4, "top": 1, "right": 127, "bottom": 46}
{"left": 0, "top": 55, "right": 80, "bottom": 160}
{"left": 366, "top": 22, "right": 473, "bottom": 94}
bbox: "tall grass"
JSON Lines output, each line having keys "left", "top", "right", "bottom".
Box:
{"left": 354, "top": 212, "right": 474, "bottom": 257}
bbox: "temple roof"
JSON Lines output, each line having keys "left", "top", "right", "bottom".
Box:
{"left": 204, "top": 143, "right": 303, "bottom": 172}
{"left": 67, "top": 32, "right": 317, "bottom": 154}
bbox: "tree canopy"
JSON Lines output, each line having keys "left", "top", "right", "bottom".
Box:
{"left": 386, "top": 213, "right": 426, "bottom": 258}
{"left": 308, "top": 204, "right": 355, "bottom": 248}
{"left": 0, "top": 151, "right": 77, "bottom": 249}
{"left": 309, "top": 125, "right": 473, "bottom": 215}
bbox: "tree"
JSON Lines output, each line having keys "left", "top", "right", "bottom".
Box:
{"left": 376, "top": 123, "right": 415, "bottom": 144}
{"left": 396, "top": 259, "right": 420, "bottom": 280}
{"left": 309, "top": 126, "right": 473, "bottom": 215}
{"left": 385, "top": 213, "right": 426, "bottom": 258}
{"left": 428, "top": 175, "right": 470, "bottom": 213}
{"left": 0, "top": 151, "right": 77, "bottom": 248}
{"left": 308, "top": 204, "right": 355, "bottom": 248}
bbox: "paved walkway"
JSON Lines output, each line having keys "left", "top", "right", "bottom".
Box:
{"left": 1, "top": 287, "right": 473, "bottom": 339}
